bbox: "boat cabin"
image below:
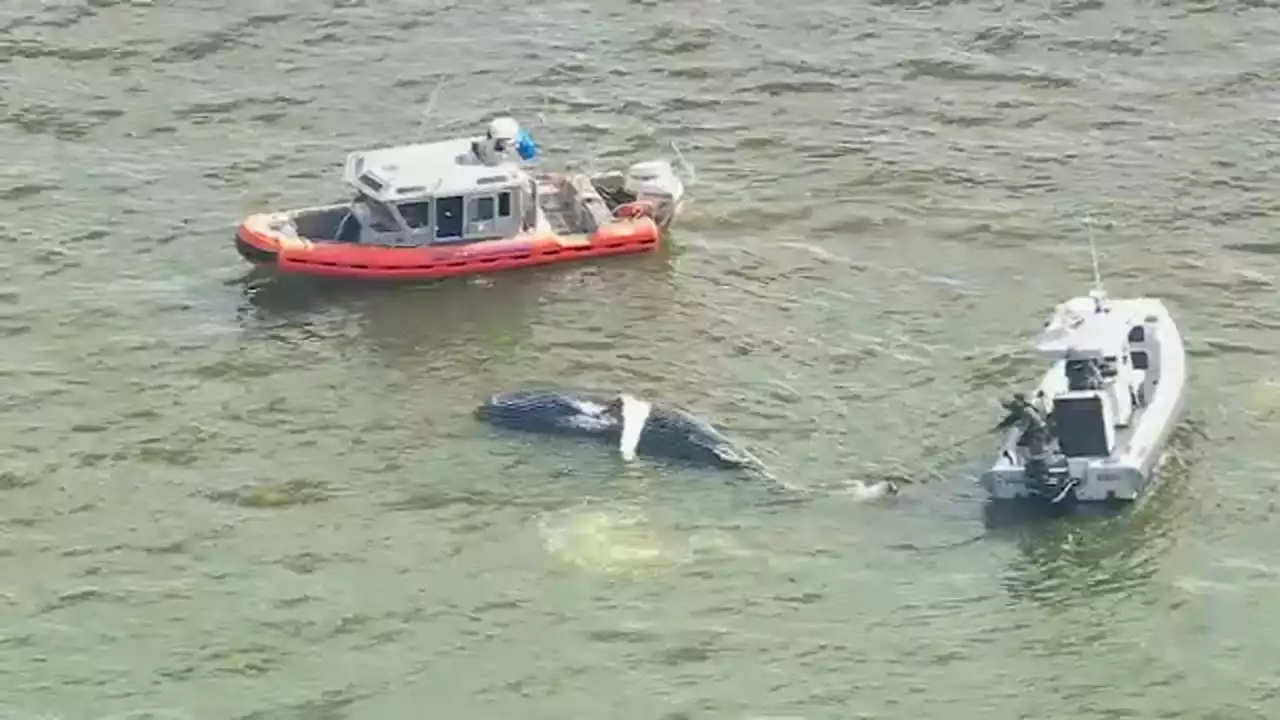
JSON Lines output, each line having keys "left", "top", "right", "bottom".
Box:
{"left": 1031, "top": 292, "right": 1164, "bottom": 459}
{"left": 338, "top": 132, "right": 534, "bottom": 247}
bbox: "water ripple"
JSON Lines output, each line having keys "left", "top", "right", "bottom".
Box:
{"left": 0, "top": 0, "right": 1277, "bottom": 716}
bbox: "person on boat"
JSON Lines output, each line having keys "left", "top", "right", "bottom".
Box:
{"left": 996, "top": 392, "right": 1037, "bottom": 431}
{"left": 996, "top": 392, "right": 1052, "bottom": 453}
{"left": 1032, "top": 389, "right": 1051, "bottom": 420}
{"left": 474, "top": 117, "right": 540, "bottom": 165}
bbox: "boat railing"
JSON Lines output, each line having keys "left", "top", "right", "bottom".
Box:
{"left": 534, "top": 176, "right": 579, "bottom": 235}
{"left": 568, "top": 174, "right": 612, "bottom": 233}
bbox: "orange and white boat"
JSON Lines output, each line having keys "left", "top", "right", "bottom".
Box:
{"left": 234, "top": 116, "right": 691, "bottom": 281}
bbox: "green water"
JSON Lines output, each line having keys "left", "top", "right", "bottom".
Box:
{"left": 2, "top": 0, "right": 1279, "bottom": 717}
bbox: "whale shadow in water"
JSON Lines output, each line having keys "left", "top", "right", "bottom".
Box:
{"left": 474, "top": 388, "right": 769, "bottom": 474}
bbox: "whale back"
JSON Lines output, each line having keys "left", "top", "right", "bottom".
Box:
{"left": 635, "top": 405, "right": 761, "bottom": 470}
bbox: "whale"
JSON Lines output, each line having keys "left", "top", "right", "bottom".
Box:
{"left": 474, "top": 389, "right": 904, "bottom": 501}
{"left": 474, "top": 389, "right": 766, "bottom": 471}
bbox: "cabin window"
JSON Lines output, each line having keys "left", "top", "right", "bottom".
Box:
{"left": 360, "top": 199, "right": 397, "bottom": 233}
{"left": 398, "top": 201, "right": 432, "bottom": 229}
{"left": 469, "top": 196, "right": 495, "bottom": 222}
{"left": 498, "top": 192, "right": 511, "bottom": 218}
{"left": 1128, "top": 326, "right": 1145, "bottom": 343}
{"left": 359, "top": 173, "right": 385, "bottom": 192}
{"left": 1132, "top": 351, "right": 1149, "bottom": 370}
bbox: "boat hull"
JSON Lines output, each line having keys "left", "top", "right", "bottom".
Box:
{"left": 234, "top": 209, "right": 661, "bottom": 281}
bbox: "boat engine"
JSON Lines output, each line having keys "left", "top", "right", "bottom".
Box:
{"left": 1025, "top": 452, "right": 1077, "bottom": 503}
{"left": 624, "top": 160, "right": 685, "bottom": 213}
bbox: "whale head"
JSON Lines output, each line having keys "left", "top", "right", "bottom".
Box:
{"left": 475, "top": 390, "right": 622, "bottom": 438}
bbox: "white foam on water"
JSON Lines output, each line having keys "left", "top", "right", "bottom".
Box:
{"left": 616, "top": 393, "right": 652, "bottom": 461}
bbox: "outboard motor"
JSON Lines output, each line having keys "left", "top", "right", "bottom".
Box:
{"left": 1026, "top": 452, "right": 1076, "bottom": 504}
{"left": 623, "top": 160, "right": 685, "bottom": 219}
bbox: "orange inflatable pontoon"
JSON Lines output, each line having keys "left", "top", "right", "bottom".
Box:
{"left": 234, "top": 117, "right": 689, "bottom": 281}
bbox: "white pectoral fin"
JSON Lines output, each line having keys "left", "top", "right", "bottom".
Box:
{"left": 616, "top": 393, "right": 651, "bottom": 462}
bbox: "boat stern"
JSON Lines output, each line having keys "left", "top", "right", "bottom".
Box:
{"left": 981, "top": 465, "right": 1040, "bottom": 501}
{"left": 623, "top": 160, "right": 687, "bottom": 231}
{"left": 1072, "top": 461, "right": 1146, "bottom": 502}
{"left": 590, "top": 214, "right": 663, "bottom": 253}
{"left": 982, "top": 455, "right": 1146, "bottom": 502}
{"left": 654, "top": 195, "right": 685, "bottom": 231}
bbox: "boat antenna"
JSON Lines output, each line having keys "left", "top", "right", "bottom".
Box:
{"left": 414, "top": 77, "right": 448, "bottom": 142}
{"left": 536, "top": 91, "right": 550, "bottom": 129}
{"left": 1082, "top": 216, "right": 1111, "bottom": 313}
{"left": 670, "top": 140, "right": 697, "bottom": 188}
{"left": 1084, "top": 216, "right": 1104, "bottom": 293}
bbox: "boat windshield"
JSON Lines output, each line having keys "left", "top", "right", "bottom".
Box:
{"left": 353, "top": 195, "right": 398, "bottom": 233}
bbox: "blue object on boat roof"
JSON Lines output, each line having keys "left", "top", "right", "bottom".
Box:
{"left": 516, "top": 129, "right": 539, "bottom": 161}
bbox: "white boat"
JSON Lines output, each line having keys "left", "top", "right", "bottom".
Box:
{"left": 979, "top": 225, "right": 1188, "bottom": 504}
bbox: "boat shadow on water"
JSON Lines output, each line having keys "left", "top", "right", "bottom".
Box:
{"left": 236, "top": 264, "right": 544, "bottom": 314}
{"left": 983, "top": 417, "right": 1205, "bottom": 609}
{"left": 231, "top": 265, "right": 567, "bottom": 356}
{"left": 232, "top": 243, "right": 676, "bottom": 338}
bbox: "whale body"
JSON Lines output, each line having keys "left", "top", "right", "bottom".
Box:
{"left": 474, "top": 389, "right": 764, "bottom": 471}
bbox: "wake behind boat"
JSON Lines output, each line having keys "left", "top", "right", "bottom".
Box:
{"left": 235, "top": 115, "right": 691, "bottom": 281}
{"left": 980, "top": 224, "right": 1188, "bottom": 504}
